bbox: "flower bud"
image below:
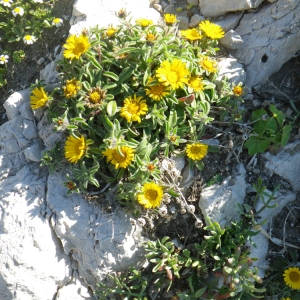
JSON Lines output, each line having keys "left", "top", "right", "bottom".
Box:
{"left": 195, "top": 219, "right": 203, "bottom": 228}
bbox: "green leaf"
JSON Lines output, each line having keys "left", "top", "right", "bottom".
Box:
{"left": 115, "top": 47, "right": 137, "bottom": 56}
{"left": 106, "top": 100, "right": 117, "bottom": 116}
{"left": 102, "top": 83, "right": 117, "bottom": 90}
{"left": 281, "top": 124, "right": 292, "bottom": 146}
{"left": 251, "top": 108, "right": 267, "bottom": 121}
{"left": 194, "top": 287, "right": 206, "bottom": 298}
{"left": 269, "top": 104, "right": 285, "bottom": 126}
{"left": 244, "top": 136, "right": 270, "bottom": 155}
{"left": 253, "top": 118, "right": 277, "bottom": 136}
{"left": 103, "top": 71, "right": 119, "bottom": 81}
{"left": 118, "top": 66, "right": 134, "bottom": 84}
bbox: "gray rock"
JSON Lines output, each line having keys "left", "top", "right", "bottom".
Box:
{"left": 189, "top": 14, "right": 205, "bottom": 27}
{"left": 22, "top": 119, "right": 38, "bottom": 141}
{"left": 199, "top": 164, "right": 246, "bottom": 227}
{"left": 3, "top": 89, "right": 31, "bottom": 120}
{"left": 23, "top": 141, "right": 44, "bottom": 162}
{"left": 215, "top": 13, "right": 243, "bottom": 32}
{"left": 199, "top": 0, "right": 264, "bottom": 17}
{"left": 177, "top": 16, "right": 190, "bottom": 29}
{"left": 263, "top": 141, "right": 300, "bottom": 192}
{"left": 232, "top": 0, "right": 300, "bottom": 88}
{"left": 220, "top": 30, "right": 244, "bottom": 50}
{"left": 46, "top": 171, "right": 147, "bottom": 288}
{"left": 216, "top": 57, "right": 246, "bottom": 85}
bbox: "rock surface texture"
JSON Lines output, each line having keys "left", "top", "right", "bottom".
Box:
{"left": 162, "top": 0, "right": 300, "bottom": 89}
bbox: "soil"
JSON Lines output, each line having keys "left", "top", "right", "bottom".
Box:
{"left": 1, "top": 0, "right": 300, "bottom": 299}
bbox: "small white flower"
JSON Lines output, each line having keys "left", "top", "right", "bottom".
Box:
{"left": 23, "top": 35, "right": 37, "bottom": 44}
{"left": 12, "top": 6, "right": 24, "bottom": 17}
{"left": 158, "top": 206, "right": 168, "bottom": 217}
{"left": 137, "top": 218, "right": 146, "bottom": 227}
{"left": 52, "top": 17, "right": 63, "bottom": 27}
{"left": 32, "top": 0, "right": 43, "bottom": 2}
{"left": 0, "top": 54, "right": 9, "bottom": 64}
{"left": 0, "top": 0, "right": 12, "bottom": 7}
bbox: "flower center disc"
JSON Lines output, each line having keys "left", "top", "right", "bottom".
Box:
{"left": 67, "top": 84, "right": 76, "bottom": 93}
{"left": 113, "top": 151, "right": 126, "bottom": 162}
{"left": 145, "top": 190, "right": 158, "bottom": 201}
{"left": 90, "top": 92, "right": 101, "bottom": 103}
{"left": 74, "top": 43, "right": 85, "bottom": 55}
{"left": 190, "top": 145, "right": 201, "bottom": 154}
{"left": 128, "top": 103, "right": 140, "bottom": 114}
{"left": 167, "top": 71, "right": 178, "bottom": 83}
{"left": 289, "top": 271, "right": 300, "bottom": 282}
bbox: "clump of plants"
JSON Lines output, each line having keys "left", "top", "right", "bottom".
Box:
{"left": 0, "top": 0, "right": 63, "bottom": 86}
{"left": 34, "top": 13, "right": 242, "bottom": 214}
{"left": 95, "top": 215, "right": 265, "bottom": 299}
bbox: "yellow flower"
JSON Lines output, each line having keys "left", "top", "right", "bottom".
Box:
{"left": 137, "top": 182, "right": 163, "bottom": 209}
{"left": 63, "top": 34, "right": 90, "bottom": 60}
{"left": 120, "top": 94, "right": 148, "bottom": 123}
{"left": 180, "top": 28, "right": 202, "bottom": 41}
{"left": 283, "top": 267, "right": 300, "bottom": 290}
{"left": 199, "top": 20, "right": 225, "bottom": 39}
{"left": 106, "top": 26, "right": 117, "bottom": 38}
{"left": 102, "top": 146, "right": 134, "bottom": 169}
{"left": 156, "top": 59, "right": 190, "bottom": 90}
{"left": 282, "top": 298, "right": 291, "bottom": 300}
{"left": 30, "top": 87, "right": 49, "bottom": 110}
{"left": 164, "top": 14, "right": 177, "bottom": 26}
{"left": 85, "top": 87, "right": 106, "bottom": 106}
{"left": 188, "top": 76, "right": 204, "bottom": 92}
{"left": 146, "top": 33, "right": 156, "bottom": 43}
{"left": 199, "top": 56, "right": 218, "bottom": 73}
{"left": 145, "top": 77, "right": 170, "bottom": 101}
{"left": 64, "top": 135, "right": 86, "bottom": 163}
{"left": 233, "top": 86, "right": 243, "bottom": 97}
{"left": 136, "top": 18, "right": 153, "bottom": 27}
{"left": 63, "top": 78, "right": 81, "bottom": 98}
{"left": 186, "top": 143, "right": 208, "bottom": 161}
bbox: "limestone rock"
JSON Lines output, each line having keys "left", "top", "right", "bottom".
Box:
{"left": 199, "top": 164, "right": 246, "bottom": 227}
{"left": 199, "top": 0, "right": 264, "bottom": 17}
{"left": 216, "top": 57, "right": 246, "bottom": 85}
{"left": 189, "top": 14, "right": 205, "bottom": 27}
{"left": 215, "top": 13, "right": 243, "bottom": 32}
{"left": 231, "top": 0, "right": 300, "bottom": 88}
{"left": 220, "top": 29, "right": 244, "bottom": 50}
{"left": 263, "top": 141, "right": 300, "bottom": 192}
{"left": 45, "top": 171, "right": 147, "bottom": 288}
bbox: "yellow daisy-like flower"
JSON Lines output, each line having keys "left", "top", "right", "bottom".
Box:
{"left": 63, "top": 34, "right": 90, "bottom": 60}
{"left": 164, "top": 14, "right": 177, "bottom": 26}
{"left": 102, "top": 146, "right": 134, "bottom": 169}
{"left": 282, "top": 298, "right": 291, "bottom": 300}
{"left": 137, "top": 182, "right": 164, "bottom": 209}
{"left": 156, "top": 59, "right": 190, "bottom": 90}
{"left": 30, "top": 87, "right": 49, "bottom": 110}
{"left": 188, "top": 76, "right": 205, "bottom": 92}
{"left": 64, "top": 135, "right": 86, "bottom": 163}
{"left": 136, "top": 18, "right": 153, "bottom": 28}
{"left": 85, "top": 87, "right": 106, "bottom": 106}
{"left": 146, "top": 77, "right": 170, "bottom": 101}
{"left": 233, "top": 86, "right": 243, "bottom": 97}
{"left": 199, "top": 56, "right": 218, "bottom": 74}
{"left": 199, "top": 20, "right": 225, "bottom": 39}
{"left": 180, "top": 28, "right": 202, "bottom": 41}
{"left": 146, "top": 33, "right": 156, "bottom": 43}
{"left": 106, "top": 26, "right": 117, "bottom": 38}
{"left": 120, "top": 94, "right": 148, "bottom": 123}
{"left": 186, "top": 143, "right": 208, "bottom": 161}
{"left": 283, "top": 267, "right": 300, "bottom": 290}
{"left": 63, "top": 78, "right": 81, "bottom": 98}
